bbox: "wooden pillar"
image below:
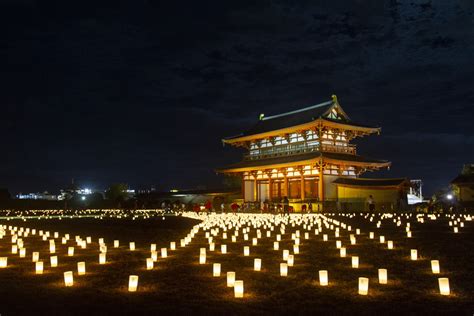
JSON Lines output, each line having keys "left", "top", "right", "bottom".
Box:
{"left": 282, "top": 169, "right": 288, "bottom": 198}
{"left": 254, "top": 178, "right": 258, "bottom": 202}
{"left": 268, "top": 177, "right": 273, "bottom": 201}
{"left": 241, "top": 173, "right": 246, "bottom": 201}
{"left": 298, "top": 166, "right": 305, "bottom": 202}
{"left": 300, "top": 174, "right": 305, "bottom": 201}
{"left": 318, "top": 161, "right": 324, "bottom": 202}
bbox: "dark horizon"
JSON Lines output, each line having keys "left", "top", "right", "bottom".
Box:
{"left": 2, "top": 1, "right": 473, "bottom": 196}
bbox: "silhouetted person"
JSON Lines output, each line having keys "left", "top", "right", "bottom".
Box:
{"left": 367, "top": 195, "right": 375, "bottom": 212}
{"left": 282, "top": 196, "right": 290, "bottom": 215}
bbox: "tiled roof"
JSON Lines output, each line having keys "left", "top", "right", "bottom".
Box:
{"left": 217, "top": 151, "right": 389, "bottom": 172}
{"left": 224, "top": 98, "right": 378, "bottom": 140}
{"left": 451, "top": 174, "right": 474, "bottom": 184}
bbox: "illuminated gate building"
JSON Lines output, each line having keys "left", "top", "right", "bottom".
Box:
{"left": 218, "top": 95, "right": 410, "bottom": 211}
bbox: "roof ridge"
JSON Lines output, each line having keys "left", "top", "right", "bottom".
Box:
{"left": 262, "top": 100, "right": 333, "bottom": 121}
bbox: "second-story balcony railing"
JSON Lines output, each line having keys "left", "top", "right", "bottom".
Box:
{"left": 244, "top": 143, "right": 356, "bottom": 161}
{"left": 320, "top": 143, "right": 356, "bottom": 155}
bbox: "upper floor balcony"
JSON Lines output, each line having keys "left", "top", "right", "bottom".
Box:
{"left": 243, "top": 143, "right": 356, "bottom": 161}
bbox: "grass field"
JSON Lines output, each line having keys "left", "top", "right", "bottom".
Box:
{"left": 0, "top": 211, "right": 473, "bottom": 315}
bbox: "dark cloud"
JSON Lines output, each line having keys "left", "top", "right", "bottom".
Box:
{"left": 1, "top": 0, "right": 473, "bottom": 195}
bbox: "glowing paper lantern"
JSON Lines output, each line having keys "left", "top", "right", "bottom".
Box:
{"left": 129, "top": 242, "right": 136, "bottom": 251}
{"left": 50, "top": 244, "right": 55, "bottom": 254}
{"left": 336, "top": 240, "right": 342, "bottom": 248}
{"left": 243, "top": 246, "right": 250, "bottom": 256}
{"left": 387, "top": 241, "right": 393, "bottom": 249}
{"left": 0, "top": 257, "right": 7, "bottom": 268}
{"left": 453, "top": 227, "right": 458, "bottom": 233}
{"left": 227, "top": 271, "right": 236, "bottom": 287}
{"left": 146, "top": 258, "right": 154, "bottom": 270}
{"left": 274, "top": 241, "right": 279, "bottom": 250}
{"left": 438, "top": 278, "right": 450, "bottom": 295}
{"left": 128, "top": 275, "right": 139, "bottom": 292}
{"left": 50, "top": 256, "right": 58, "bottom": 267}
{"left": 234, "top": 280, "right": 244, "bottom": 298}
{"left": 32, "top": 252, "right": 39, "bottom": 262}
{"left": 323, "top": 234, "right": 328, "bottom": 241}
{"left": 352, "top": 256, "right": 359, "bottom": 268}
{"left": 358, "top": 277, "right": 369, "bottom": 295}
{"left": 231, "top": 236, "right": 237, "bottom": 243}
{"left": 100, "top": 245, "right": 107, "bottom": 253}
{"left": 340, "top": 247, "right": 346, "bottom": 257}
{"left": 64, "top": 271, "right": 73, "bottom": 287}
{"left": 407, "top": 231, "right": 412, "bottom": 238}
{"left": 213, "top": 263, "right": 221, "bottom": 277}
{"left": 283, "top": 250, "right": 289, "bottom": 261}
{"left": 293, "top": 244, "right": 299, "bottom": 254}
{"left": 199, "top": 253, "right": 206, "bottom": 264}
{"left": 410, "top": 249, "right": 418, "bottom": 261}
{"left": 287, "top": 255, "right": 294, "bottom": 267}
{"left": 99, "top": 253, "right": 106, "bottom": 264}
{"left": 221, "top": 244, "right": 227, "bottom": 254}
{"left": 68, "top": 247, "right": 74, "bottom": 256}
{"left": 350, "top": 236, "right": 356, "bottom": 245}
{"left": 77, "top": 262, "right": 86, "bottom": 275}
{"left": 35, "top": 261, "right": 44, "bottom": 274}
{"left": 150, "top": 244, "right": 157, "bottom": 251}
{"left": 19, "top": 248, "right": 26, "bottom": 258}
{"left": 114, "top": 240, "right": 120, "bottom": 248}
{"left": 319, "top": 270, "right": 328, "bottom": 286}
{"left": 431, "top": 260, "right": 440, "bottom": 274}
{"left": 170, "top": 242, "right": 176, "bottom": 250}
{"left": 12, "top": 245, "right": 18, "bottom": 254}
{"left": 369, "top": 232, "right": 374, "bottom": 239}
{"left": 378, "top": 269, "right": 388, "bottom": 284}
{"left": 161, "top": 248, "right": 168, "bottom": 258}
{"left": 254, "top": 258, "right": 262, "bottom": 271}
{"left": 280, "top": 263, "right": 288, "bottom": 276}
{"left": 252, "top": 238, "right": 257, "bottom": 246}
{"left": 379, "top": 236, "right": 385, "bottom": 243}
{"left": 209, "top": 243, "right": 215, "bottom": 251}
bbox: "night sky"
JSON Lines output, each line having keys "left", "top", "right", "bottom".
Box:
{"left": 2, "top": 1, "right": 473, "bottom": 196}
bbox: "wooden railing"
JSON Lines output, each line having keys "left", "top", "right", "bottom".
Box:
{"left": 321, "top": 143, "right": 356, "bottom": 155}
{"left": 244, "top": 144, "right": 356, "bottom": 161}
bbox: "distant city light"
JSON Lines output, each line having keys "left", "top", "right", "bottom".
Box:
{"left": 446, "top": 194, "right": 453, "bottom": 200}
{"left": 81, "top": 196, "right": 86, "bottom": 201}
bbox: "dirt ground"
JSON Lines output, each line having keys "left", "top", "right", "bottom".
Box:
{"left": 0, "top": 213, "right": 472, "bottom": 315}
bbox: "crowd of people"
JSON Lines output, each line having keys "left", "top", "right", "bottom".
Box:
{"left": 161, "top": 194, "right": 422, "bottom": 214}
{"left": 169, "top": 196, "right": 318, "bottom": 214}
